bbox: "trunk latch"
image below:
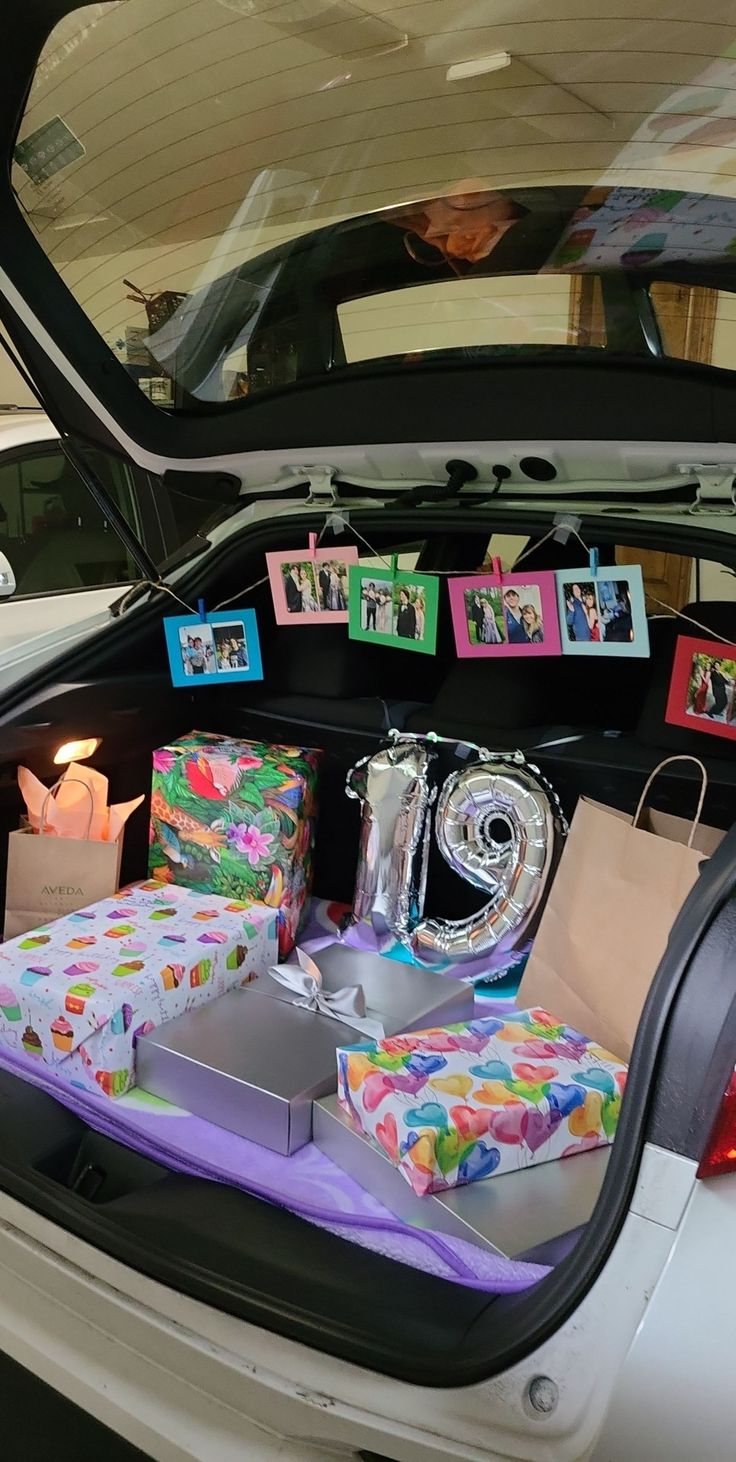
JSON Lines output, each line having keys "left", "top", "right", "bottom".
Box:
{"left": 680, "top": 463, "right": 736, "bottom": 514}
{"left": 302, "top": 466, "right": 338, "bottom": 506}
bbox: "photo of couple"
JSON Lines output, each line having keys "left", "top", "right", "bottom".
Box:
{"left": 282, "top": 559, "right": 349, "bottom": 614}
{"left": 213, "top": 621, "right": 249, "bottom": 672}
{"left": 360, "top": 579, "right": 427, "bottom": 641}
{"left": 687, "top": 653, "right": 736, "bottom": 727}
{"left": 563, "top": 579, "right": 634, "bottom": 645}
{"left": 282, "top": 561, "right": 321, "bottom": 614}
{"left": 464, "top": 583, "right": 544, "bottom": 647}
{"left": 318, "top": 559, "right": 349, "bottom": 612}
{"left": 178, "top": 626, "right": 216, "bottom": 676}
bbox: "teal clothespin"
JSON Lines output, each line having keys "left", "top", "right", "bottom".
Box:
{"left": 588, "top": 547, "right": 599, "bottom": 578}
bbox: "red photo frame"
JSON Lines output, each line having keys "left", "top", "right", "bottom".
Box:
{"left": 665, "top": 635, "right": 736, "bottom": 743}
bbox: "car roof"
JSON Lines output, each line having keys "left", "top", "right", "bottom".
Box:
{"left": 0, "top": 410, "right": 58, "bottom": 451}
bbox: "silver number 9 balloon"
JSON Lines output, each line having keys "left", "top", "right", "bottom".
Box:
{"left": 409, "top": 760, "right": 562, "bottom": 968}
{"left": 345, "top": 739, "right": 436, "bottom": 949}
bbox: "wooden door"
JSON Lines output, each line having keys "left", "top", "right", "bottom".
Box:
{"left": 648, "top": 281, "right": 717, "bottom": 364}
{"left": 615, "top": 545, "right": 693, "bottom": 612}
{"left": 568, "top": 275, "right": 605, "bottom": 346}
{"left": 569, "top": 276, "right": 718, "bottom": 364}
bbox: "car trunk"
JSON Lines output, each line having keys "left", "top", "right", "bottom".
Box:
{"left": 4, "top": 2, "right": 736, "bottom": 1400}
{"left": 0, "top": 504, "right": 734, "bottom": 1387}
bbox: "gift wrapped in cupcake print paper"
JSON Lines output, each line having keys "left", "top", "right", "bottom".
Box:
{"left": 337, "top": 1009, "right": 627, "bottom": 1196}
{"left": 0, "top": 881, "right": 277, "bottom": 1099}
{"left": 149, "top": 731, "right": 321, "bottom": 957}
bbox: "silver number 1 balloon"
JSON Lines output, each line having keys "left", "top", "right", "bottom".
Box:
{"left": 409, "top": 760, "right": 561, "bottom": 968}
{"left": 345, "top": 739, "right": 436, "bottom": 949}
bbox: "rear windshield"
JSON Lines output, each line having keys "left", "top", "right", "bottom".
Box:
{"left": 13, "top": 3, "right": 736, "bottom": 408}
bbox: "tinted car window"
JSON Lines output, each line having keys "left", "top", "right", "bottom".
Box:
{"left": 16, "top": 3, "right": 736, "bottom": 412}
{"left": 0, "top": 446, "right": 139, "bottom": 595}
{"left": 338, "top": 275, "right": 606, "bottom": 363}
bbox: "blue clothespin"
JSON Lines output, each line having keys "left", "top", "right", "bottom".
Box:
{"left": 588, "top": 548, "right": 599, "bottom": 579}
{"left": 197, "top": 598, "right": 207, "bottom": 622}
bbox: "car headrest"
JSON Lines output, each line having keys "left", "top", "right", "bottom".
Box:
{"left": 428, "top": 658, "right": 558, "bottom": 732}
{"left": 680, "top": 599, "right": 736, "bottom": 640}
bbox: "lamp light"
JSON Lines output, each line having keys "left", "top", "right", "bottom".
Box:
{"left": 53, "top": 738, "right": 102, "bottom": 766}
{"left": 446, "top": 51, "right": 511, "bottom": 82}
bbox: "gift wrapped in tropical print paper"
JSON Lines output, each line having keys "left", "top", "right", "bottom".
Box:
{"left": 337, "top": 1009, "right": 627, "bottom": 1196}
{"left": 149, "top": 731, "right": 321, "bottom": 957}
{"left": 0, "top": 880, "right": 277, "bottom": 1099}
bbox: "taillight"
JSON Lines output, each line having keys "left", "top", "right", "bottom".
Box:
{"left": 697, "top": 1070, "right": 736, "bottom": 1178}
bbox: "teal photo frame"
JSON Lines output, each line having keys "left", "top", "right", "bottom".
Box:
{"left": 556, "top": 563, "right": 650, "bottom": 658}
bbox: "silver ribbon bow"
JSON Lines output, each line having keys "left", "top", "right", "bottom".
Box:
{"left": 267, "top": 948, "right": 385, "bottom": 1040}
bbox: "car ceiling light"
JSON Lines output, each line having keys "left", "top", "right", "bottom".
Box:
{"left": 53, "top": 737, "right": 102, "bottom": 765}
{"left": 445, "top": 50, "right": 612, "bottom": 123}
{"left": 446, "top": 52, "right": 511, "bottom": 82}
{"left": 319, "top": 73, "right": 353, "bottom": 90}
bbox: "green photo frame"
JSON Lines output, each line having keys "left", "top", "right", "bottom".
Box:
{"left": 348, "top": 562, "right": 439, "bottom": 655}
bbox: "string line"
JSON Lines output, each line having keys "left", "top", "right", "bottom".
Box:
{"left": 514, "top": 525, "right": 735, "bottom": 647}
{"left": 119, "top": 515, "right": 736, "bottom": 651}
{"left": 214, "top": 574, "right": 269, "bottom": 611}
{"left": 643, "top": 592, "right": 734, "bottom": 646}
{"left": 115, "top": 579, "right": 200, "bottom": 617}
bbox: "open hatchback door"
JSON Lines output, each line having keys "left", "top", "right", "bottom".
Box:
{"left": 2, "top": 5, "right": 736, "bottom": 1461}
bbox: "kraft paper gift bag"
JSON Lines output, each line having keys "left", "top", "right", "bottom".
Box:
{"left": 517, "top": 756, "right": 724, "bottom": 1062}
{"left": 4, "top": 768, "right": 142, "bottom": 940}
{"left": 4, "top": 825, "right": 123, "bottom": 940}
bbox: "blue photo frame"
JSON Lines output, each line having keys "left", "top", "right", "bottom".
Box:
{"left": 556, "top": 565, "right": 650, "bottom": 658}
{"left": 164, "top": 609, "right": 263, "bottom": 687}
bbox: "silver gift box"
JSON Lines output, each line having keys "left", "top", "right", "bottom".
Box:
{"left": 137, "top": 947, "right": 473, "bottom": 1155}
{"left": 250, "top": 942, "right": 474, "bottom": 1035}
{"left": 312, "top": 1094, "right": 609, "bottom": 1259}
{"left": 137, "top": 987, "right": 362, "bottom": 1155}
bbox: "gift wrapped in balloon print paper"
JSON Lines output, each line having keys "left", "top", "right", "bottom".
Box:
{"left": 337, "top": 1009, "right": 627, "bottom": 1196}
{"left": 149, "top": 732, "right": 321, "bottom": 957}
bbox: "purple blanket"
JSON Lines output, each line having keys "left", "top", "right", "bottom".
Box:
{"left": 0, "top": 902, "right": 548, "bottom": 1295}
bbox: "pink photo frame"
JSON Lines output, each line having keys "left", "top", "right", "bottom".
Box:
{"left": 266, "top": 535, "right": 359, "bottom": 625}
{"left": 448, "top": 567, "right": 562, "bottom": 658}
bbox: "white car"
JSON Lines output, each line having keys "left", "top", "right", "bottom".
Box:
{"left": 0, "top": 404, "right": 214, "bottom": 692}
{"left": 1, "top": 4, "right": 736, "bottom": 1461}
